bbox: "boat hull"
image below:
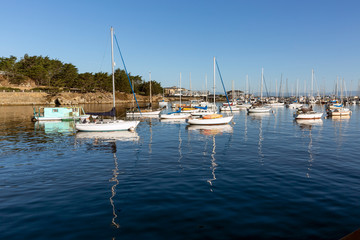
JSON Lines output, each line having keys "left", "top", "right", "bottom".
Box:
{"left": 247, "top": 107, "right": 272, "bottom": 113}
{"left": 126, "top": 110, "right": 161, "bottom": 116}
{"left": 187, "top": 115, "right": 233, "bottom": 125}
{"left": 75, "top": 120, "right": 140, "bottom": 132}
{"left": 295, "top": 113, "right": 323, "bottom": 119}
{"left": 160, "top": 113, "right": 190, "bottom": 119}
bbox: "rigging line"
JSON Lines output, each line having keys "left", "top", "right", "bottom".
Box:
{"left": 113, "top": 33, "right": 142, "bottom": 115}
{"left": 215, "top": 60, "right": 232, "bottom": 114}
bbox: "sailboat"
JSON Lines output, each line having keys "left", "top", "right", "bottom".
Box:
{"left": 187, "top": 57, "right": 233, "bottom": 125}
{"left": 75, "top": 27, "right": 140, "bottom": 132}
{"left": 247, "top": 68, "right": 272, "bottom": 113}
{"left": 160, "top": 72, "right": 191, "bottom": 119}
{"left": 158, "top": 88, "right": 168, "bottom": 108}
{"left": 126, "top": 72, "right": 162, "bottom": 117}
{"left": 294, "top": 70, "right": 323, "bottom": 120}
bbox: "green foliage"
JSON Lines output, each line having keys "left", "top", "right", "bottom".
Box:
{"left": 0, "top": 54, "right": 162, "bottom": 94}
{"left": 138, "top": 80, "right": 163, "bottom": 95}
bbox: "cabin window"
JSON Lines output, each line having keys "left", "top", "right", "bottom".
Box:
{"left": 72, "top": 108, "right": 77, "bottom": 112}
{"left": 52, "top": 109, "right": 58, "bottom": 112}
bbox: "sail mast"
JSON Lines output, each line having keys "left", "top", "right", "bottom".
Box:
{"left": 260, "top": 67, "right": 264, "bottom": 101}
{"left": 213, "top": 57, "right": 216, "bottom": 110}
{"left": 110, "top": 27, "right": 116, "bottom": 120}
{"left": 111, "top": 27, "right": 116, "bottom": 109}
{"left": 180, "top": 72, "right": 182, "bottom": 108}
{"left": 149, "top": 71, "right": 152, "bottom": 108}
{"left": 205, "top": 74, "right": 208, "bottom": 103}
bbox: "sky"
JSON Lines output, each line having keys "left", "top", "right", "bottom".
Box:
{"left": 1, "top": 0, "right": 360, "bottom": 95}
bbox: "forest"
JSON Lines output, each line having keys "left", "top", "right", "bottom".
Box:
{"left": 0, "top": 54, "right": 163, "bottom": 95}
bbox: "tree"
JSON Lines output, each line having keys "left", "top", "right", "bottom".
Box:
{"left": 53, "top": 63, "right": 78, "bottom": 88}
{"left": 114, "top": 68, "right": 131, "bottom": 93}
{"left": 139, "top": 80, "right": 163, "bottom": 95}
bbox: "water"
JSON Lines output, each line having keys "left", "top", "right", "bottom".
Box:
{"left": 1, "top": 104, "right": 359, "bottom": 239}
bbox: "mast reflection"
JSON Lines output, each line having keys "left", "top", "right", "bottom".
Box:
{"left": 296, "top": 119, "right": 323, "bottom": 178}
{"left": 186, "top": 124, "right": 233, "bottom": 192}
{"left": 207, "top": 135, "right": 217, "bottom": 192}
{"left": 109, "top": 144, "right": 120, "bottom": 228}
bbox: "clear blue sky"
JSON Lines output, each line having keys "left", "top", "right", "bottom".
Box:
{"left": 1, "top": 0, "right": 360, "bottom": 94}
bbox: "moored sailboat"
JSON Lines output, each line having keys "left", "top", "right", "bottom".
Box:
{"left": 75, "top": 27, "right": 140, "bottom": 132}
{"left": 294, "top": 105, "right": 323, "bottom": 120}
{"left": 187, "top": 57, "right": 233, "bottom": 125}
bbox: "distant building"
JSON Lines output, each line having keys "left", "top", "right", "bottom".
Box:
{"left": 164, "top": 86, "right": 188, "bottom": 96}
{"left": 227, "top": 90, "right": 244, "bottom": 99}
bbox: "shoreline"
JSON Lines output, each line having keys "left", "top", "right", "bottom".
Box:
{"left": 0, "top": 91, "right": 204, "bottom": 106}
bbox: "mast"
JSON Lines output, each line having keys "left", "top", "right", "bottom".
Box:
{"left": 179, "top": 72, "right": 182, "bottom": 108}
{"left": 311, "top": 69, "right": 314, "bottom": 98}
{"left": 205, "top": 74, "right": 208, "bottom": 102}
{"left": 232, "top": 80, "right": 235, "bottom": 101}
{"left": 213, "top": 57, "right": 216, "bottom": 109}
{"left": 110, "top": 27, "right": 116, "bottom": 119}
{"left": 246, "top": 74, "right": 248, "bottom": 101}
{"left": 260, "top": 67, "right": 264, "bottom": 101}
{"left": 149, "top": 71, "right": 152, "bottom": 108}
{"left": 189, "top": 72, "right": 192, "bottom": 97}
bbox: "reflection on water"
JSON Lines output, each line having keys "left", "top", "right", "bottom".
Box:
{"left": 35, "top": 121, "right": 75, "bottom": 134}
{"left": 207, "top": 135, "right": 217, "bottom": 192}
{"left": 160, "top": 118, "right": 187, "bottom": 124}
{"left": 296, "top": 119, "right": 323, "bottom": 130}
{"left": 331, "top": 115, "right": 351, "bottom": 121}
{"left": 296, "top": 119, "right": 323, "bottom": 178}
{"left": 258, "top": 118, "right": 264, "bottom": 163}
{"left": 186, "top": 124, "right": 233, "bottom": 136}
{"left": 76, "top": 131, "right": 139, "bottom": 142}
{"left": 109, "top": 143, "right": 120, "bottom": 228}
{"left": 1, "top": 104, "right": 360, "bottom": 239}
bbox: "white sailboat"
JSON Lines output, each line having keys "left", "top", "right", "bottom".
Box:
{"left": 160, "top": 72, "right": 191, "bottom": 119}
{"left": 187, "top": 57, "right": 233, "bottom": 125}
{"left": 247, "top": 68, "right": 272, "bottom": 113}
{"left": 294, "top": 105, "right": 323, "bottom": 120}
{"left": 75, "top": 27, "right": 140, "bottom": 132}
{"left": 126, "top": 72, "right": 162, "bottom": 117}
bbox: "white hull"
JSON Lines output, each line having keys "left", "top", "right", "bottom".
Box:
{"left": 328, "top": 108, "right": 352, "bottom": 116}
{"left": 220, "top": 106, "right": 240, "bottom": 111}
{"left": 75, "top": 120, "right": 140, "bottom": 132}
{"left": 187, "top": 115, "right": 233, "bottom": 125}
{"left": 126, "top": 110, "right": 161, "bottom": 116}
{"left": 247, "top": 107, "right": 272, "bottom": 113}
{"left": 191, "top": 110, "right": 217, "bottom": 116}
{"left": 288, "top": 103, "right": 303, "bottom": 109}
{"left": 267, "top": 103, "right": 285, "bottom": 107}
{"left": 160, "top": 113, "right": 191, "bottom": 119}
{"left": 296, "top": 119, "right": 323, "bottom": 126}
{"left": 295, "top": 112, "right": 323, "bottom": 119}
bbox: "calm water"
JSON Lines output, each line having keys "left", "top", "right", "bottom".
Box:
{"left": 1, "top": 104, "right": 359, "bottom": 239}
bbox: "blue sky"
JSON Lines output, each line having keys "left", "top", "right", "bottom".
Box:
{"left": 1, "top": 0, "right": 359, "bottom": 94}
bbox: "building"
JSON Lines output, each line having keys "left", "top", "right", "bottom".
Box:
{"left": 227, "top": 90, "right": 244, "bottom": 99}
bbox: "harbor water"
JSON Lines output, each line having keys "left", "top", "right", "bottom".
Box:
{"left": 1, "top": 104, "right": 359, "bottom": 239}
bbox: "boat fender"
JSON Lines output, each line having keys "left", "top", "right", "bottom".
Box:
{"left": 128, "top": 127, "right": 135, "bottom": 132}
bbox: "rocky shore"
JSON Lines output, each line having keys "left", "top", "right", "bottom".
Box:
{"left": 0, "top": 91, "right": 166, "bottom": 106}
